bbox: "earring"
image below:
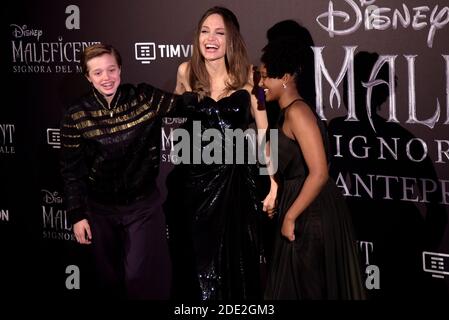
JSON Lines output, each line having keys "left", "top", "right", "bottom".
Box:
{"left": 282, "top": 83, "right": 287, "bottom": 89}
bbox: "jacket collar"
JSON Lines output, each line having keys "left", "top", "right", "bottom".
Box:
{"left": 91, "top": 86, "right": 122, "bottom": 110}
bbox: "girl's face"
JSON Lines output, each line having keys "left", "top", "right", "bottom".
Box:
{"left": 199, "top": 13, "right": 227, "bottom": 62}
{"left": 258, "top": 64, "right": 283, "bottom": 102}
{"left": 86, "top": 53, "right": 121, "bottom": 101}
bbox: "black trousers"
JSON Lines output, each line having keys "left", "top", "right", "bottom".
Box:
{"left": 87, "top": 190, "right": 171, "bottom": 299}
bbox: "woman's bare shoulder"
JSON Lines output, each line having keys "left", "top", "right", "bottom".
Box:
{"left": 177, "top": 61, "right": 190, "bottom": 76}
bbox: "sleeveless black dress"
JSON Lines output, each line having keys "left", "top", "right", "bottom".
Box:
{"left": 264, "top": 101, "right": 366, "bottom": 300}
{"left": 164, "top": 90, "right": 264, "bottom": 300}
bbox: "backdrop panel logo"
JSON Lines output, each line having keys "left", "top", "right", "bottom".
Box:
{"left": 134, "top": 41, "right": 192, "bottom": 64}
{"left": 9, "top": 24, "right": 99, "bottom": 74}
{"left": 0, "top": 209, "right": 10, "bottom": 223}
{"left": 135, "top": 42, "right": 156, "bottom": 64}
{"left": 161, "top": 117, "right": 187, "bottom": 164}
{"left": 316, "top": 0, "right": 449, "bottom": 48}
{"left": 41, "top": 189, "right": 74, "bottom": 241}
{"left": 313, "top": 1, "right": 449, "bottom": 209}
{"left": 0, "top": 124, "right": 15, "bottom": 155}
{"left": 47, "top": 128, "right": 61, "bottom": 149}
{"left": 423, "top": 251, "right": 449, "bottom": 279}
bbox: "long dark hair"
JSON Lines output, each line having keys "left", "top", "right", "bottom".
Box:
{"left": 189, "top": 6, "right": 250, "bottom": 98}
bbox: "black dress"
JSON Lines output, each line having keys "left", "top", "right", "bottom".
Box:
{"left": 164, "top": 90, "right": 264, "bottom": 300}
{"left": 264, "top": 102, "right": 366, "bottom": 300}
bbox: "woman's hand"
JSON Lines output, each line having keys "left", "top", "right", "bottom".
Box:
{"left": 262, "top": 190, "right": 277, "bottom": 219}
{"left": 262, "top": 177, "right": 278, "bottom": 218}
{"left": 281, "top": 215, "right": 296, "bottom": 241}
{"left": 73, "top": 218, "right": 92, "bottom": 244}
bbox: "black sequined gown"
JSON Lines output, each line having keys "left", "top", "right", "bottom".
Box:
{"left": 164, "top": 90, "right": 263, "bottom": 300}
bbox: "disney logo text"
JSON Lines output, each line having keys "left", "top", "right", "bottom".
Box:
{"left": 41, "top": 190, "right": 63, "bottom": 204}
{"left": 11, "top": 24, "right": 43, "bottom": 41}
{"left": 316, "top": 0, "right": 449, "bottom": 48}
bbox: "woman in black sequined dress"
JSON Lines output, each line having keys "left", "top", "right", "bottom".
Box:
{"left": 164, "top": 6, "right": 277, "bottom": 300}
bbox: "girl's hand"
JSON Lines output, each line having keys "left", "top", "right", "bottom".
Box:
{"left": 281, "top": 215, "right": 296, "bottom": 241}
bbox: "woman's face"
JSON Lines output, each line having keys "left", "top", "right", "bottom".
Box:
{"left": 199, "top": 13, "right": 227, "bottom": 62}
{"left": 86, "top": 53, "right": 121, "bottom": 100}
{"left": 258, "top": 64, "right": 283, "bottom": 102}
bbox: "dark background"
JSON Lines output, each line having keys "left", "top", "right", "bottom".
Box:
{"left": 1, "top": 0, "right": 448, "bottom": 300}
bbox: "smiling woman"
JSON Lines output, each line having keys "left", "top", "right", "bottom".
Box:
{"left": 199, "top": 14, "right": 227, "bottom": 62}
{"left": 259, "top": 36, "right": 366, "bottom": 300}
{"left": 165, "top": 6, "right": 278, "bottom": 301}
{"left": 175, "top": 6, "right": 251, "bottom": 101}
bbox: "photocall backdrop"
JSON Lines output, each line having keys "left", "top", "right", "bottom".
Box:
{"left": 1, "top": 0, "right": 448, "bottom": 300}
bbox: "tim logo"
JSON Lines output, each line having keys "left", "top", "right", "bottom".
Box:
{"left": 135, "top": 42, "right": 156, "bottom": 64}
{"left": 47, "top": 128, "right": 61, "bottom": 149}
{"left": 423, "top": 251, "right": 449, "bottom": 279}
{"left": 134, "top": 42, "right": 193, "bottom": 64}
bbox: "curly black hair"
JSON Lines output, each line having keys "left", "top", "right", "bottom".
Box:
{"left": 266, "top": 19, "right": 314, "bottom": 47}
{"left": 261, "top": 38, "right": 304, "bottom": 79}
{"left": 261, "top": 38, "right": 315, "bottom": 106}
